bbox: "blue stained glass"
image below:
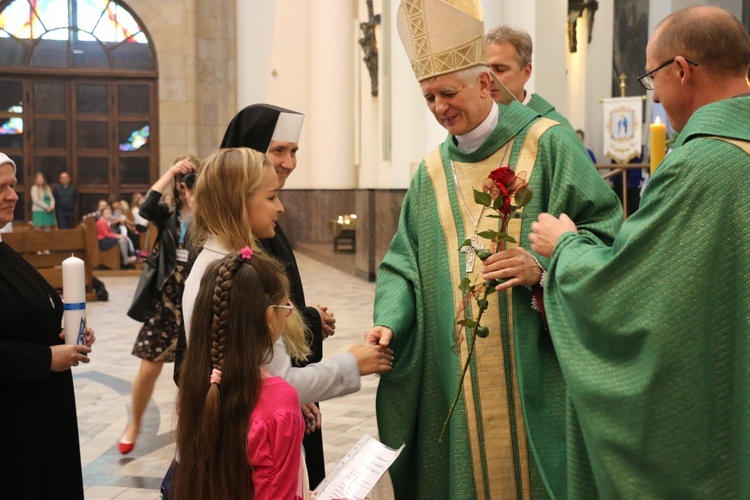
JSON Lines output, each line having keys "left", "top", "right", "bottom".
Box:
{"left": 119, "top": 124, "right": 149, "bottom": 151}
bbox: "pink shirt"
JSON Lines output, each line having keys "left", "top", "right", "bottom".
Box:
{"left": 95, "top": 217, "right": 118, "bottom": 240}
{"left": 247, "top": 376, "right": 305, "bottom": 500}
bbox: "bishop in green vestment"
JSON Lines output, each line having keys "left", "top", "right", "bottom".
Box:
{"left": 373, "top": 96, "right": 622, "bottom": 498}
{"left": 375, "top": 1, "right": 622, "bottom": 497}
{"left": 529, "top": 7, "right": 750, "bottom": 497}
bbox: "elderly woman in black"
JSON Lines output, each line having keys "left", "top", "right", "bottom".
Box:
{"left": 0, "top": 152, "right": 95, "bottom": 499}
{"left": 118, "top": 155, "right": 197, "bottom": 454}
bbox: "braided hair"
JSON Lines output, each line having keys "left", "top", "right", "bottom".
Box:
{"left": 173, "top": 250, "right": 297, "bottom": 500}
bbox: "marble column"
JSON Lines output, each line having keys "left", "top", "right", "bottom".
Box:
{"left": 309, "top": 0, "right": 356, "bottom": 189}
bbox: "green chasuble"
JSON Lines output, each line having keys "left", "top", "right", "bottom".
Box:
{"left": 545, "top": 95, "right": 750, "bottom": 498}
{"left": 374, "top": 101, "right": 622, "bottom": 499}
{"left": 527, "top": 94, "right": 574, "bottom": 131}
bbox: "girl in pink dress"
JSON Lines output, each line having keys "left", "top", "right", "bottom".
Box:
{"left": 172, "top": 249, "right": 308, "bottom": 500}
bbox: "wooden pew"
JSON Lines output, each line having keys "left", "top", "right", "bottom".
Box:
{"left": 3, "top": 217, "right": 100, "bottom": 301}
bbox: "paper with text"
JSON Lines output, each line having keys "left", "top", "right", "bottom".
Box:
{"left": 313, "top": 434, "right": 404, "bottom": 500}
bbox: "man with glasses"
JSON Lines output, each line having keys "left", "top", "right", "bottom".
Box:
{"left": 529, "top": 5, "right": 750, "bottom": 497}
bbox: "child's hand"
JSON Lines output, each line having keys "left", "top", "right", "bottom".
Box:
{"left": 301, "top": 403, "right": 321, "bottom": 434}
{"left": 348, "top": 344, "right": 394, "bottom": 376}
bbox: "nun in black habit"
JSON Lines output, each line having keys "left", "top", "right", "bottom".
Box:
{"left": 0, "top": 152, "right": 95, "bottom": 499}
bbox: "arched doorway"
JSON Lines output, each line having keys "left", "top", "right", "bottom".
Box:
{"left": 0, "top": 0, "right": 158, "bottom": 223}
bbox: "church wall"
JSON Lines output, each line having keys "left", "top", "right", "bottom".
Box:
{"left": 128, "top": 0, "right": 237, "bottom": 172}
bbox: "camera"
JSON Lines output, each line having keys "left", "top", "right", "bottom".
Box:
{"left": 176, "top": 172, "right": 196, "bottom": 190}
{"left": 182, "top": 173, "right": 196, "bottom": 190}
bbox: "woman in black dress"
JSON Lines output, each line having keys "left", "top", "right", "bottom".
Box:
{"left": 119, "top": 155, "right": 197, "bottom": 454}
{"left": 0, "top": 152, "right": 95, "bottom": 499}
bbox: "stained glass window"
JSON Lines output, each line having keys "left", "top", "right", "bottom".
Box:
{"left": 0, "top": 0, "right": 154, "bottom": 70}
{"left": 119, "top": 124, "right": 149, "bottom": 151}
{"left": 1, "top": 104, "right": 23, "bottom": 135}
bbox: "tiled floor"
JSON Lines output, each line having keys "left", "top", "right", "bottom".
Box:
{"left": 77, "top": 252, "right": 393, "bottom": 499}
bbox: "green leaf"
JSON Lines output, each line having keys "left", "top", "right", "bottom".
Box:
{"left": 515, "top": 186, "right": 533, "bottom": 207}
{"left": 476, "top": 249, "right": 491, "bottom": 261}
{"left": 492, "top": 196, "right": 502, "bottom": 211}
{"left": 459, "top": 319, "right": 477, "bottom": 328}
{"left": 473, "top": 189, "right": 492, "bottom": 207}
{"left": 496, "top": 234, "right": 517, "bottom": 243}
{"left": 476, "top": 326, "right": 490, "bottom": 338}
{"left": 477, "top": 231, "right": 499, "bottom": 241}
{"left": 458, "top": 277, "right": 471, "bottom": 293}
{"left": 486, "top": 214, "right": 501, "bottom": 219}
{"left": 476, "top": 298, "right": 489, "bottom": 310}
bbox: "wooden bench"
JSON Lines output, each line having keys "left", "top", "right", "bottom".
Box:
{"left": 3, "top": 217, "right": 100, "bottom": 301}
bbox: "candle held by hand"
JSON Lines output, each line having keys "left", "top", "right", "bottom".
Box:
{"left": 62, "top": 255, "right": 86, "bottom": 345}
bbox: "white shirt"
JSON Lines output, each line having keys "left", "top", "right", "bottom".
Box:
{"left": 455, "top": 102, "right": 499, "bottom": 153}
{"left": 183, "top": 235, "right": 360, "bottom": 403}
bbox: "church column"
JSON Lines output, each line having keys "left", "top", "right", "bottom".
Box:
{"left": 308, "top": 0, "right": 356, "bottom": 189}
{"left": 236, "top": 0, "right": 277, "bottom": 108}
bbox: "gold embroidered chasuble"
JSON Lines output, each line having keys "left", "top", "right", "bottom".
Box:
{"left": 374, "top": 101, "right": 623, "bottom": 499}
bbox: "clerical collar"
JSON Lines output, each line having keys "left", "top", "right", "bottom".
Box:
{"left": 522, "top": 90, "right": 531, "bottom": 105}
{"left": 455, "top": 103, "right": 499, "bottom": 153}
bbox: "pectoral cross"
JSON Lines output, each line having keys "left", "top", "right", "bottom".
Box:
{"left": 460, "top": 233, "right": 484, "bottom": 273}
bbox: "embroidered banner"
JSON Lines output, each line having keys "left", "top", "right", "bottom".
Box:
{"left": 602, "top": 97, "right": 643, "bottom": 164}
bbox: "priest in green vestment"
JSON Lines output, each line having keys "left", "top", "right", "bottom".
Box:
{"left": 365, "top": 1, "right": 622, "bottom": 498}
{"left": 486, "top": 25, "right": 574, "bottom": 130}
{"left": 529, "top": 6, "right": 750, "bottom": 498}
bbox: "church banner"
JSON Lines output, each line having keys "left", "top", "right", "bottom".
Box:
{"left": 602, "top": 97, "right": 643, "bottom": 164}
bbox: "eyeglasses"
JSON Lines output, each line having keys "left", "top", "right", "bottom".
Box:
{"left": 638, "top": 57, "right": 699, "bottom": 90}
{"left": 269, "top": 301, "right": 294, "bottom": 317}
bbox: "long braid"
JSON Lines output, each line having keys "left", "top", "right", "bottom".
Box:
{"left": 202, "top": 255, "right": 242, "bottom": 463}
{"left": 211, "top": 257, "right": 241, "bottom": 374}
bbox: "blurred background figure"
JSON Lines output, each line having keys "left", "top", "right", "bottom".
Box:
{"left": 96, "top": 206, "right": 136, "bottom": 267}
{"left": 119, "top": 155, "right": 197, "bottom": 454}
{"left": 577, "top": 129, "right": 598, "bottom": 164}
{"left": 53, "top": 171, "right": 77, "bottom": 229}
{"left": 30, "top": 171, "right": 56, "bottom": 230}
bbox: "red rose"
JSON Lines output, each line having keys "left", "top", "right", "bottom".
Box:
{"left": 488, "top": 166, "right": 515, "bottom": 189}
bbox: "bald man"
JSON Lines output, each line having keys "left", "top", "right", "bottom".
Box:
{"left": 530, "top": 6, "right": 750, "bottom": 497}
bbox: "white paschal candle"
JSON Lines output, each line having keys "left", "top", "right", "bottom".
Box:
{"left": 62, "top": 255, "right": 86, "bottom": 345}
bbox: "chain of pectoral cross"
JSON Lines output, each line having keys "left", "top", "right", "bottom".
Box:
{"left": 451, "top": 159, "right": 486, "bottom": 273}
{"left": 451, "top": 144, "right": 511, "bottom": 273}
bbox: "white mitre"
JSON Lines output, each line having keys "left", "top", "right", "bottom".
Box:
{"left": 397, "top": 0, "right": 486, "bottom": 82}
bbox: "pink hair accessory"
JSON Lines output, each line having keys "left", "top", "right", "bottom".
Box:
{"left": 210, "top": 368, "right": 222, "bottom": 385}
{"left": 240, "top": 246, "right": 253, "bottom": 260}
